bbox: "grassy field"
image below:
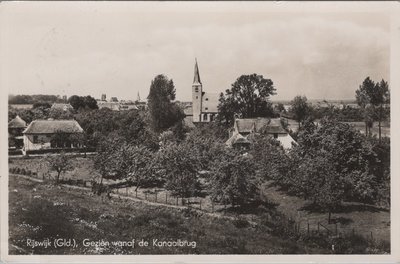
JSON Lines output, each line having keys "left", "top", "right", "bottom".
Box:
{"left": 10, "top": 175, "right": 333, "bottom": 255}
{"left": 9, "top": 156, "right": 101, "bottom": 181}
{"left": 261, "top": 182, "right": 390, "bottom": 242}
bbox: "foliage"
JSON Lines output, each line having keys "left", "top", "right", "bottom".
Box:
{"left": 45, "top": 152, "right": 73, "bottom": 183}
{"left": 217, "top": 74, "right": 276, "bottom": 126}
{"left": 156, "top": 141, "right": 200, "bottom": 197}
{"left": 355, "top": 77, "right": 390, "bottom": 139}
{"left": 147, "top": 74, "right": 184, "bottom": 133}
{"left": 249, "top": 134, "right": 290, "bottom": 184}
{"left": 32, "top": 102, "right": 51, "bottom": 109}
{"left": 68, "top": 95, "right": 98, "bottom": 111}
{"left": 209, "top": 148, "right": 258, "bottom": 207}
{"left": 75, "top": 108, "right": 158, "bottom": 150}
{"left": 289, "top": 118, "right": 379, "bottom": 206}
{"left": 9, "top": 94, "right": 64, "bottom": 105}
{"left": 289, "top": 96, "right": 313, "bottom": 128}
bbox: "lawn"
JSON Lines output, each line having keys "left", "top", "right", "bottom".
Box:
{"left": 9, "top": 175, "right": 331, "bottom": 255}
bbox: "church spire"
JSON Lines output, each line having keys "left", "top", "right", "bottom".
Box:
{"left": 193, "top": 58, "right": 201, "bottom": 84}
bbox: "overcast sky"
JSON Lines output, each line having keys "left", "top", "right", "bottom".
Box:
{"left": 0, "top": 2, "right": 391, "bottom": 102}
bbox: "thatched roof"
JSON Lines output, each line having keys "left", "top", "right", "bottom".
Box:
{"left": 8, "top": 115, "right": 27, "bottom": 128}
{"left": 23, "top": 120, "right": 83, "bottom": 134}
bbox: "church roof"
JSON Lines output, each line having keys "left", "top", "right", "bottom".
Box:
{"left": 8, "top": 115, "right": 27, "bottom": 128}
{"left": 193, "top": 59, "right": 201, "bottom": 85}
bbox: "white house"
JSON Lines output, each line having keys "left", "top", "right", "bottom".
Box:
{"left": 22, "top": 119, "right": 84, "bottom": 154}
{"left": 226, "top": 117, "right": 296, "bottom": 150}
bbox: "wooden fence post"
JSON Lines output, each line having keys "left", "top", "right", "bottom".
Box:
{"left": 165, "top": 193, "right": 168, "bottom": 204}
{"left": 199, "top": 199, "right": 202, "bottom": 210}
{"left": 307, "top": 221, "right": 310, "bottom": 236}
{"left": 176, "top": 196, "right": 178, "bottom": 206}
{"left": 155, "top": 192, "right": 157, "bottom": 202}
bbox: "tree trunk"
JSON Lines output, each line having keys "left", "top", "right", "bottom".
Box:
{"left": 56, "top": 171, "right": 61, "bottom": 184}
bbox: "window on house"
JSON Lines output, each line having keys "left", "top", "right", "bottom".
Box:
{"left": 196, "top": 96, "right": 198, "bottom": 99}
{"left": 205, "top": 107, "right": 208, "bottom": 110}
{"left": 203, "top": 114, "right": 208, "bottom": 121}
{"left": 274, "top": 133, "right": 278, "bottom": 139}
{"left": 210, "top": 114, "right": 214, "bottom": 121}
{"left": 33, "top": 135, "right": 38, "bottom": 143}
{"left": 205, "top": 98, "right": 209, "bottom": 101}
{"left": 195, "top": 87, "right": 199, "bottom": 92}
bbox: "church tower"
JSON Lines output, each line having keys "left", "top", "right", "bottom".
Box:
{"left": 192, "top": 58, "right": 203, "bottom": 122}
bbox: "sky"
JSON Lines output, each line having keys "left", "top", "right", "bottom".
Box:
{"left": 0, "top": 2, "right": 391, "bottom": 102}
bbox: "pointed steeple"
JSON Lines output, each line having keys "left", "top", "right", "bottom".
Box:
{"left": 137, "top": 92, "right": 141, "bottom": 102}
{"left": 193, "top": 58, "right": 201, "bottom": 84}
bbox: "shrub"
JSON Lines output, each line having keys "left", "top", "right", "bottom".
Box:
{"left": 233, "top": 218, "right": 249, "bottom": 228}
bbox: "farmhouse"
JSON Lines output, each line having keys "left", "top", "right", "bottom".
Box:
{"left": 8, "top": 115, "right": 27, "bottom": 149}
{"left": 226, "top": 117, "right": 296, "bottom": 150}
{"left": 22, "top": 119, "right": 84, "bottom": 154}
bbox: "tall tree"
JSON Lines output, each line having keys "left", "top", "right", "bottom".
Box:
{"left": 217, "top": 74, "right": 276, "bottom": 126}
{"left": 374, "top": 79, "right": 390, "bottom": 141}
{"left": 147, "top": 75, "right": 184, "bottom": 133}
{"left": 355, "top": 76, "right": 390, "bottom": 139}
{"left": 289, "top": 96, "right": 312, "bottom": 129}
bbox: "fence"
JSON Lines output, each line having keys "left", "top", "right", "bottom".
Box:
{"left": 9, "top": 168, "right": 382, "bottom": 245}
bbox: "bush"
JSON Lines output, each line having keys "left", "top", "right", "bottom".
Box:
{"left": 233, "top": 218, "right": 249, "bottom": 228}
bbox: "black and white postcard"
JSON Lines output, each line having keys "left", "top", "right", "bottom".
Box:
{"left": 1, "top": 1, "right": 399, "bottom": 263}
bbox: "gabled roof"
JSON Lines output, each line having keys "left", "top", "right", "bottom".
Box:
{"left": 8, "top": 115, "right": 27, "bottom": 128}
{"left": 235, "top": 118, "right": 287, "bottom": 134}
{"left": 226, "top": 133, "right": 251, "bottom": 146}
{"left": 23, "top": 120, "right": 83, "bottom": 134}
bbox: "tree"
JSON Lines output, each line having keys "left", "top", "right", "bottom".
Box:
{"left": 290, "top": 118, "right": 378, "bottom": 206}
{"left": 68, "top": 95, "right": 98, "bottom": 111}
{"left": 46, "top": 152, "right": 73, "bottom": 183}
{"left": 147, "top": 75, "right": 184, "bottom": 133}
{"left": 33, "top": 102, "right": 51, "bottom": 109}
{"left": 156, "top": 142, "right": 200, "bottom": 198}
{"left": 217, "top": 74, "right": 276, "bottom": 126}
{"left": 210, "top": 149, "right": 258, "bottom": 207}
{"left": 374, "top": 79, "right": 390, "bottom": 141}
{"left": 289, "top": 96, "right": 312, "bottom": 129}
{"left": 355, "top": 77, "right": 389, "bottom": 139}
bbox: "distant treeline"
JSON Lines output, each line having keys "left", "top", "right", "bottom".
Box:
{"left": 9, "top": 94, "right": 65, "bottom": 105}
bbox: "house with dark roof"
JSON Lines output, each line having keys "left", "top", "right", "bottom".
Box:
{"left": 226, "top": 117, "right": 296, "bottom": 150}
{"left": 8, "top": 115, "right": 27, "bottom": 149}
{"left": 22, "top": 119, "right": 84, "bottom": 154}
